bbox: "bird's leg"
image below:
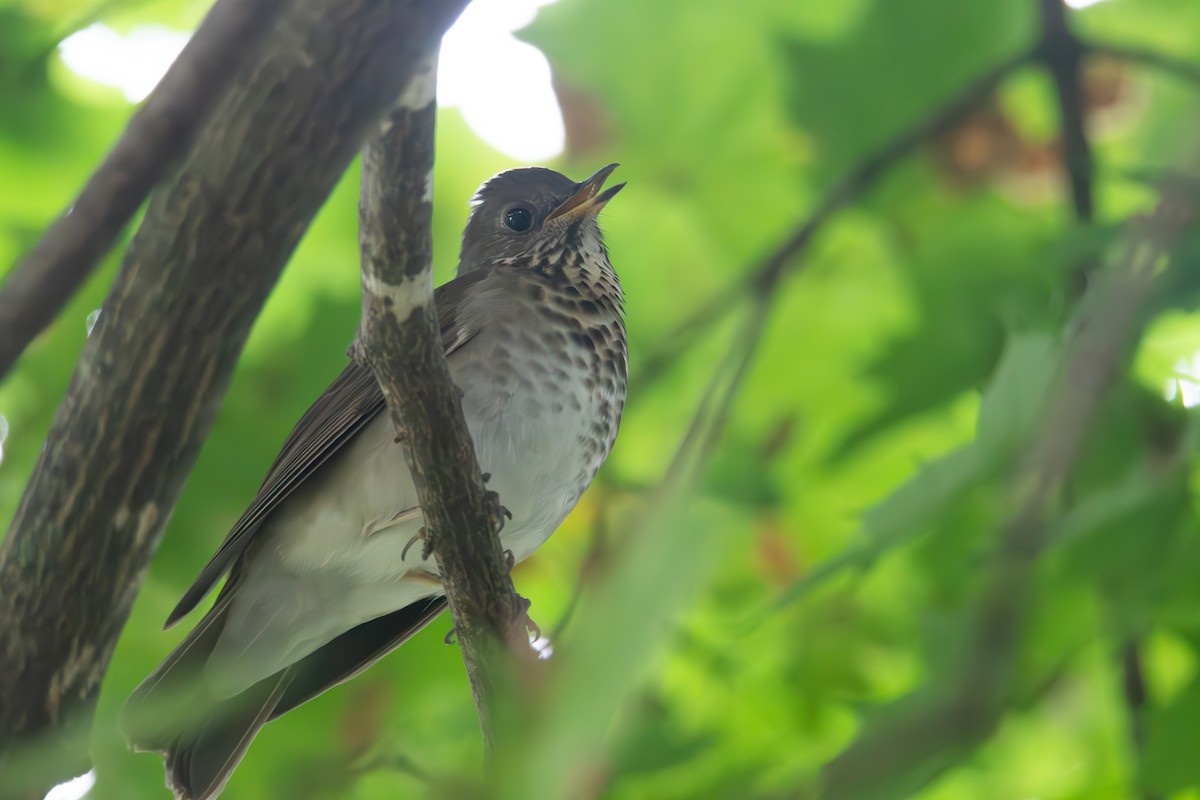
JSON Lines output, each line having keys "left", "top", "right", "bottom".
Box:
{"left": 480, "top": 472, "right": 513, "bottom": 534}
{"left": 485, "top": 490, "right": 512, "bottom": 535}
{"left": 481, "top": 479, "right": 535, "bottom": 642}
{"left": 497, "top": 553, "right": 541, "bottom": 641}
{"left": 401, "top": 527, "right": 427, "bottom": 561}
{"left": 517, "top": 593, "right": 541, "bottom": 641}
{"left": 444, "top": 627, "right": 457, "bottom": 646}
{"left": 420, "top": 527, "right": 436, "bottom": 562}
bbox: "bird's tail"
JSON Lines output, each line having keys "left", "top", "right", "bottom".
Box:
{"left": 122, "top": 593, "right": 447, "bottom": 798}
{"left": 120, "top": 593, "right": 294, "bottom": 800}
{"left": 159, "top": 670, "right": 293, "bottom": 800}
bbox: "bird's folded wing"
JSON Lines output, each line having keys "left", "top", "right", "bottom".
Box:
{"left": 271, "top": 595, "right": 448, "bottom": 719}
{"left": 165, "top": 272, "right": 488, "bottom": 628}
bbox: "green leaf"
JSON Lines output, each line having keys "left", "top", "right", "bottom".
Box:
{"left": 1143, "top": 677, "right": 1200, "bottom": 795}
{"left": 778, "top": 0, "right": 1032, "bottom": 176}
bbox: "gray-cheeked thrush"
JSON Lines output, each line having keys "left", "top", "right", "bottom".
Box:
{"left": 122, "top": 165, "right": 628, "bottom": 800}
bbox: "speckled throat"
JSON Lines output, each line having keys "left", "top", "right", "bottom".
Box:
{"left": 504, "top": 230, "right": 627, "bottom": 484}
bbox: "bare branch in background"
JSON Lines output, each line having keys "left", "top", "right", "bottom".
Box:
{"left": 549, "top": 499, "right": 612, "bottom": 643}
{"left": 819, "top": 185, "right": 1200, "bottom": 800}
{"left": 0, "top": 0, "right": 468, "bottom": 793}
{"left": 0, "top": 0, "right": 287, "bottom": 380}
{"left": 637, "top": 34, "right": 1200, "bottom": 392}
{"left": 1038, "top": 0, "right": 1094, "bottom": 222}
{"left": 1039, "top": 5, "right": 1164, "bottom": 776}
{"left": 1087, "top": 41, "right": 1200, "bottom": 90}
{"left": 632, "top": 52, "right": 1031, "bottom": 391}
{"left": 355, "top": 45, "right": 526, "bottom": 751}
{"left": 1119, "top": 638, "right": 1163, "bottom": 800}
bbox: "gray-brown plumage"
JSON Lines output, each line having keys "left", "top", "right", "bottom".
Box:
{"left": 121, "top": 165, "right": 627, "bottom": 799}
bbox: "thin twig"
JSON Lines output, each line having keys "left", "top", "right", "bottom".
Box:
{"left": 636, "top": 35, "right": 1200, "bottom": 392}
{"left": 355, "top": 42, "right": 525, "bottom": 753}
{"left": 768, "top": 25, "right": 1192, "bottom": 620}
{"left": 1086, "top": 40, "right": 1200, "bottom": 90}
{"left": 549, "top": 501, "right": 611, "bottom": 643}
{"left": 1116, "top": 636, "right": 1163, "bottom": 800}
{"left": 632, "top": 51, "right": 1032, "bottom": 391}
{"left": 497, "top": 279, "right": 776, "bottom": 800}
{"left": 752, "top": 26, "right": 1193, "bottom": 622}
{"left": 1038, "top": 0, "right": 1094, "bottom": 222}
{"left": 819, "top": 187, "right": 1199, "bottom": 800}
{"left": 349, "top": 748, "right": 433, "bottom": 783}
{"left": 0, "top": 0, "right": 287, "bottom": 380}
{"left": 1120, "top": 639, "right": 1151, "bottom": 751}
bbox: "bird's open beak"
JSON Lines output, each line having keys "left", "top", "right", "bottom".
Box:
{"left": 545, "top": 163, "right": 625, "bottom": 222}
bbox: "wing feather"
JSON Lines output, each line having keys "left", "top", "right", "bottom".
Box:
{"left": 165, "top": 273, "right": 486, "bottom": 627}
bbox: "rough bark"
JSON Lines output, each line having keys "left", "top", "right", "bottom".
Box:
{"left": 355, "top": 48, "right": 526, "bottom": 751}
{"left": 0, "top": 0, "right": 467, "bottom": 793}
{"left": 0, "top": 0, "right": 287, "bottom": 380}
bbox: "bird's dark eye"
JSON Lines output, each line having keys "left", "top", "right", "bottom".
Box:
{"left": 504, "top": 207, "right": 533, "bottom": 232}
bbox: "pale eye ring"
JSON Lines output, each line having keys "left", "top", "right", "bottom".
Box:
{"left": 504, "top": 206, "right": 534, "bottom": 232}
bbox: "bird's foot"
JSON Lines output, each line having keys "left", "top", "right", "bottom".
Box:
{"left": 504, "top": 549, "right": 516, "bottom": 571}
{"left": 484, "top": 489, "right": 512, "bottom": 535}
{"left": 516, "top": 594, "right": 541, "bottom": 641}
{"left": 401, "top": 535, "right": 419, "bottom": 561}
{"left": 420, "top": 527, "right": 437, "bottom": 562}
{"left": 444, "top": 627, "right": 457, "bottom": 646}
{"left": 401, "top": 523, "right": 431, "bottom": 561}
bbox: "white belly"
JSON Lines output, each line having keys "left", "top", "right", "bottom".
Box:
{"left": 206, "top": 338, "right": 608, "bottom": 696}
{"left": 455, "top": 349, "right": 599, "bottom": 565}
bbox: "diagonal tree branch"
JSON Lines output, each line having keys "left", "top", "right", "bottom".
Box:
{"left": 1086, "top": 40, "right": 1200, "bottom": 90}
{"left": 354, "top": 44, "right": 527, "bottom": 752}
{"left": 632, "top": 51, "right": 1032, "bottom": 391}
{"left": 762, "top": 25, "right": 1198, "bottom": 619}
{"left": 819, "top": 183, "right": 1200, "bottom": 800}
{"left": 0, "top": 0, "right": 468, "bottom": 794}
{"left": 636, "top": 31, "right": 1199, "bottom": 395}
{"left": 0, "top": 0, "right": 287, "bottom": 381}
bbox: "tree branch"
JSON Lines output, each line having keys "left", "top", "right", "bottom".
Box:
{"left": 549, "top": 498, "right": 612, "bottom": 643}
{"left": 0, "top": 0, "right": 468, "bottom": 793}
{"left": 819, "top": 186, "right": 1200, "bottom": 800}
{"left": 0, "top": 0, "right": 287, "bottom": 380}
{"left": 632, "top": 52, "right": 1032, "bottom": 391}
{"left": 1085, "top": 40, "right": 1200, "bottom": 91}
{"left": 636, "top": 28, "right": 1198, "bottom": 394}
{"left": 354, "top": 45, "right": 526, "bottom": 751}
{"left": 1040, "top": 9, "right": 1165, "bottom": 780}
{"left": 758, "top": 28, "right": 1198, "bottom": 619}
{"left": 1037, "top": 0, "right": 1094, "bottom": 222}
{"left": 1119, "top": 638, "right": 1160, "bottom": 800}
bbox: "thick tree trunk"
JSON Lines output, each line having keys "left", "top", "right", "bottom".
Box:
{"left": 0, "top": 0, "right": 467, "bottom": 793}
{"left": 0, "top": 0, "right": 287, "bottom": 380}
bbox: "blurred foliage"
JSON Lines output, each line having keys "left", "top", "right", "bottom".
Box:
{"left": 4, "top": 0, "right": 1200, "bottom": 798}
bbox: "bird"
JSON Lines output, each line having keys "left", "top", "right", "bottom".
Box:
{"left": 121, "top": 164, "right": 628, "bottom": 800}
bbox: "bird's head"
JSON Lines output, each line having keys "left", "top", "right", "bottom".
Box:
{"left": 458, "top": 164, "right": 624, "bottom": 276}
